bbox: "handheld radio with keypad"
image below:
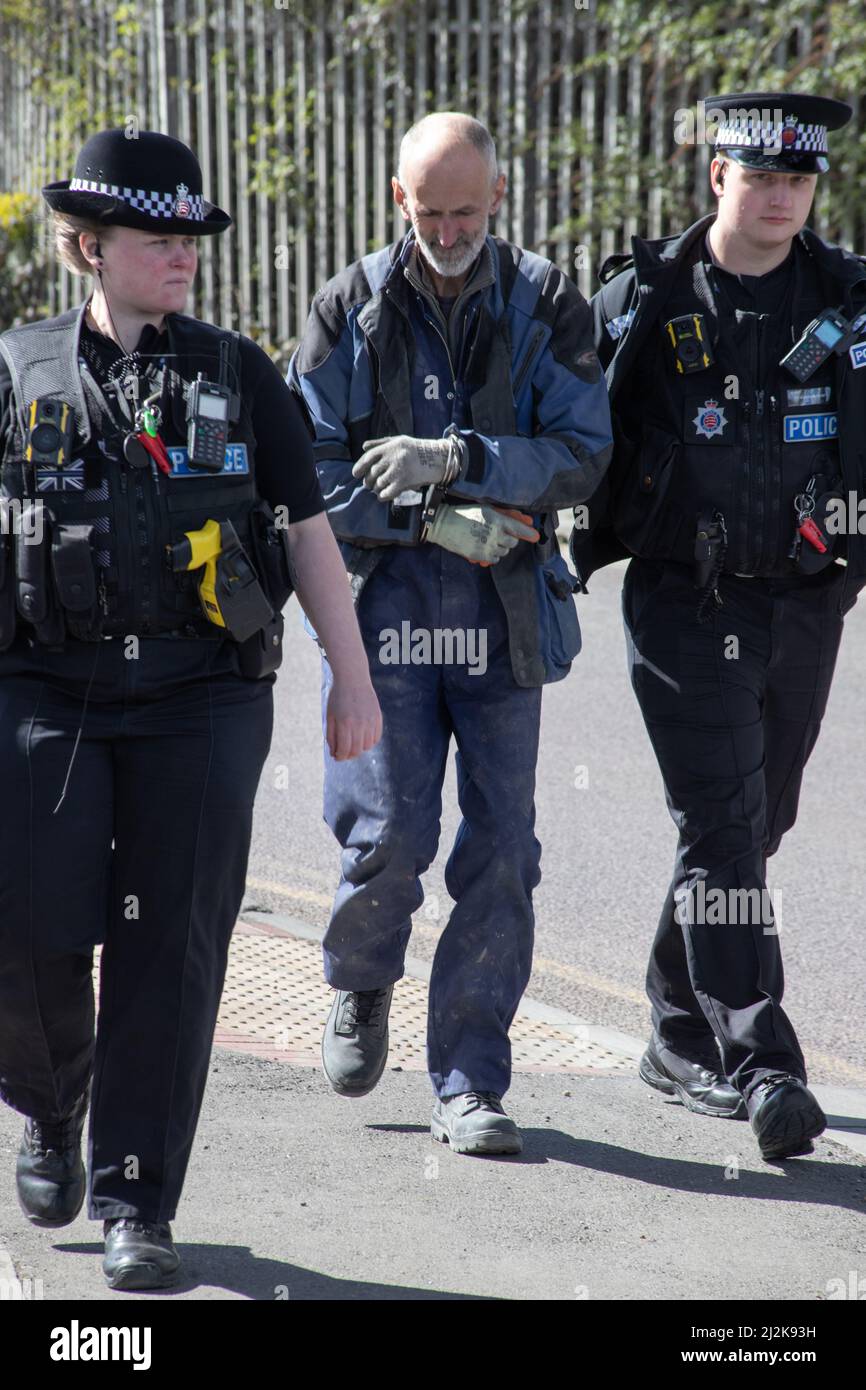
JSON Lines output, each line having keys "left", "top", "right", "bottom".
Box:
{"left": 780, "top": 308, "right": 858, "bottom": 382}
{"left": 186, "top": 376, "right": 232, "bottom": 472}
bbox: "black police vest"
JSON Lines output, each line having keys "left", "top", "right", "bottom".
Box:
{"left": 0, "top": 308, "right": 290, "bottom": 646}
{"left": 621, "top": 242, "right": 842, "bottom": 576}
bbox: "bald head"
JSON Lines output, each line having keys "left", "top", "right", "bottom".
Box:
{"left": 392, "top": 112, "right": 506, "bottom": 289}
{"left": 397, "top": 112, "right": 499, "bottom": 189}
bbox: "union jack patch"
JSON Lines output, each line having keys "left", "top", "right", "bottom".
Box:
{"left": 36, "top": 457, "right": 85, "bottom": 492}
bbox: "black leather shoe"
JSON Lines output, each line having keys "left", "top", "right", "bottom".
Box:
{"left": 16, "top": 1090, "right": 89, "bottom": 1228}
{"left": 746, "top": 1075, "right": 826, "bottom": 1161}
{"left": 102, "top": 1218, "right": 181, "bottom": 1290}
{"left": 321, "top": 985, "right": 394, "bottom": 1097}
{"left": 639, "top": 1033, "right": 746, "bottom": 1119}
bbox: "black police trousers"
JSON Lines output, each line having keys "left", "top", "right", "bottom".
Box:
{"left": 0, "top": 631, "right": 273, "bottom": 1221}
{"left": 622, "top": 557, "right": 851, "bottom": 1100}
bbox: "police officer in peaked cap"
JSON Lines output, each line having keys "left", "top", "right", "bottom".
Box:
{"left": 572, "top": 92, "right": 865, "bottom": 1160}
{"left": 0, "top": 130, "right": 380, "bottom": 1288}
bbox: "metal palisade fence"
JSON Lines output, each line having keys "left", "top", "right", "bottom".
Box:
{"left": 0, "top": 0, "right": 861, "bottom": 361}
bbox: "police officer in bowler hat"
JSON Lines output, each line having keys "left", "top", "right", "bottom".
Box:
{"left": 0, "top": 129, "right": 380, "bottom": 1288}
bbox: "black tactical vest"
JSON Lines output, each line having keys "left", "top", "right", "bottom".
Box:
{"left": 0, "top": 306, "right": 292, "bottom": 647}
{"left": 620, "top": 238, "right": 843, "bottom": 576}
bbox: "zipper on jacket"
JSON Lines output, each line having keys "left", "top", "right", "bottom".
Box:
{"left": 133, "top": 474, "right": 150, "bottom": 629}
{"left": 768, "top": 393, "right": 781, "bottom": 565}
{"left": 740, "top": 397, "right": 751, "bottom": 573}
{"left": 753, "top": 383, "right": 765, "bottom": 573}
{"left": 513, "top": 327, "right": 545, "bottom": 400}
{"left": 423, "top": 309, "right": 458, "bottom": 395}
{"left": 457, "top": 303, "right": 481, "bottom": 384}
{"left": 114, "top": 459, "right": 138, "bottom": 632}
{"left": 139, "top": 463, "right": 163, "bottom": 632}
{"left": 744, "top": 311, "right": 761, "bottom": 574}
{"left": 836, "top": 356, "right": 851, "bottom": 571}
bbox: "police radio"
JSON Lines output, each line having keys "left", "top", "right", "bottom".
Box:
{"left": 665, "top": 314, "right": 714, "bottom": 374}
{"left": 780, "top": 308, "right": 859, "bottom": 382}
{"left": 25, "top": 398, "right": 75, "bottom": 467}
{"left": 185, "top": 340, "right": 240, "bottom": 471}
{"left": 186, "top": 376, "right": 232, "bottom": 472}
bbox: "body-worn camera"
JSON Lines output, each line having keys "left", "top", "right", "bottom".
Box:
{"left": 665, "top": 314, "right": 714, "bottom": 374}
{"left": 25, "top": 398, "right": 74, "bottom": 468}
{"left": 780, "top": 308, "right": 859, "bottom": 382}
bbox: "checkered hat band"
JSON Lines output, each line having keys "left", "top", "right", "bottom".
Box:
{"left": 68, "top": 178, "right": 206, "bottom": 220}
{"left": 716, "top": 120, "right": 827, "bottom": 153}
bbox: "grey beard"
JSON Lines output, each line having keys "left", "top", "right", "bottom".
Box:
{"left": 415, "top": 226, "right": 487, "bottom": 279}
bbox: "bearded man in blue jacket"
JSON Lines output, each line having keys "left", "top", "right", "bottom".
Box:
{"left": 290, "top": 111, "right": 612, "bottom": 1154}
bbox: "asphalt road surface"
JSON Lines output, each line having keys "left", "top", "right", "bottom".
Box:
{"left": 243, "top": 557, "right": 866, "bottom": 1090}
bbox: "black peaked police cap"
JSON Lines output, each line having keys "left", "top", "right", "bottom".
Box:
{"left": 42, "top": 129, "right": 231, "bottom": 235}
{"left": 704, "top": 91, "right": 853, "bottom": 173}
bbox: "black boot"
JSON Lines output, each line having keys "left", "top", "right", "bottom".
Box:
{"left": 102, "top": 1218, "right": 181, "bottom": 1290}
{"left": 639, "top": 1032, "right": 746, "bottom": 1119}
{"left": 746, "top": 1075, "right": 826, "bottom": 1161}
{"left": 16, "top": 1089, "right": 89, "bottom": 1228}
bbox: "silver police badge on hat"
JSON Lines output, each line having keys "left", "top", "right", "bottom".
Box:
{"left": 693, "top": 399, "right": 728, "bottom": 439}
{"left": 173, "top": 182, "right": 191, "bottom": 217}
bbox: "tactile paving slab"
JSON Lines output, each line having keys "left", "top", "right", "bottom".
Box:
{"left": 91, "top": 919, "right": 631, "bottom": 1073}
{"left": 213, "top": 920, "right": 632, "bottom": 1073}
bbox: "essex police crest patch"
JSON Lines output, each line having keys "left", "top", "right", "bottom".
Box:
{"left": 173, "top": 182, "right": 191, "bottom": 217}
{"left": 693, "top": 399, "right": 728, "bottom": 440}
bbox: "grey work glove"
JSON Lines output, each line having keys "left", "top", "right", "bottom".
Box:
{"left": 353, "top": 434, "right": 462, "bottom": 501}
{"left": 425, "top": 503, "right": 540, "bottom": 566}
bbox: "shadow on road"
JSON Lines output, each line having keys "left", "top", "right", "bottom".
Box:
{"left": 53, "top": 1238, "right": 495, "bottom": 1300}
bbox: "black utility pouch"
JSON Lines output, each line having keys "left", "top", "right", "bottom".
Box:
{"left": 234, "top": 611, "right": 284, "bottom": 679}
{"left": 0, "top": 519, "right": 16, "bottom": 650}
{"left": 693, "top": 512, "right": 724, "bottom": 588}
{"left": 16, "top": 500, "right": 65, "bottom": 645}
{"left": 248, "top": 500, "right": 294, "bottom": 612}
{"left": 51, "top": 521, "right": 101, "bottom": 636}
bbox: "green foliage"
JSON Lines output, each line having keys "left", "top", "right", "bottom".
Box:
{"left": 0, "top": 195, "right": 51, "bottom": 328}
{"left": 587, "top": 0, "right": 866, "bottom": 237}
{"left": 3, "top": 0, "right": 866, "bottom": 327}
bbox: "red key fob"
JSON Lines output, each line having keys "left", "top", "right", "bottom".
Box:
{"left": 798, "top": 515, "right": 828, "bottom": 553}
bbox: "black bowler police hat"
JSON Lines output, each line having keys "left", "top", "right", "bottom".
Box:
{"left": 42, "top": 129, "right": 231, "bottom": 235}
{"left": 703, "top": 92, "right": 853, "bottom": 173}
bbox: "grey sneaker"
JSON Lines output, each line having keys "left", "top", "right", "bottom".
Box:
{"left": 321, "top": 984, "right": 394, "bottom": 1097}
{"left": 431, "top": 1092, "right": 523, "bottom": 1155}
